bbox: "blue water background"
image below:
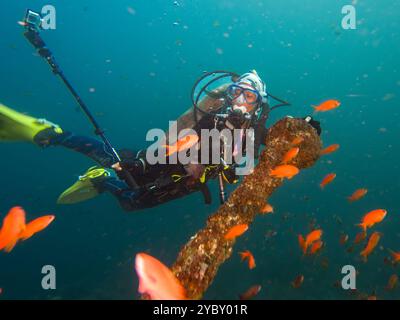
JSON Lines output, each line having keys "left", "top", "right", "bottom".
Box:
{"left": 0, "top": 0, "right": 399, "bottom": 299}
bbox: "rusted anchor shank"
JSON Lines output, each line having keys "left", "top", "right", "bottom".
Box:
{"left": 171, "top": 117, "right": 322, "bottom": 299}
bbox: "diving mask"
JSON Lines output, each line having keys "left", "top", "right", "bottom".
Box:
{"left": 227, "top": 84, "right": 261, "bottom": 105}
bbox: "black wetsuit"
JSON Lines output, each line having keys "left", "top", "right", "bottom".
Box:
{"left": 42, "top": 112, "right": 320, "bottom": 211}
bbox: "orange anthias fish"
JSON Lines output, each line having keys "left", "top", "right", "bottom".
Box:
{"left": 357, "top": 209, "right": 387, "bottom": 232}
{"left": 239, "top": 250, "right": 256, "bottom": 270}
{"left": 388, "top": 250, "right": 400, "bottom": 264}
{"left": 282, "top": 147, "right": 299, "bottom": 164}
{"left": 298, "top": 234, "right": 306, "bottom": 254}
{"left": 291, "top": 275, "right": 304, "bottom": 288}
{"left": 360, "top": 232, "right": 381, "bottom": 262}
{"left": 339, "top": 234, "right": 349, "bottom": 245}
{"left": 291, "top": 137, "right": 304, "bottom": 146}
{"left": 320, "top": 173, "right": 336, "bottom": 189}
{"left": 354, "top": 231, "right": 367, "bottom": 245}
{"left": 19, "top": 215, "right": 55, "bottom": 241}
{"left": 347, "top": 188, "right": 368, "bottom": 202}
{"left": 305, "top": 229, "right": 323, "bottom": 249}
{"left": 135, "top": 252, "right": 187, "bottom": 300}
{"left": 309, "top": 240, "right": 324, "bottom": 255}
{"left": 312, "top": 99, "right": 341, "bottom": 112}
{"left": 239, "top": 285, "right": 261, "bottom": 300}
{"left": 386, "top": 274, "right": 398, "bottom": 291}
{"left": 299, "top": 230, "right": 323, "bottom": 254}
{"left": 320, "top": 144, "right": 340, "bottom": 156}
{"left": 270, "top": 165, "right": 299, "bottom": 180}
{"left": 0, "top": 207, "right": 26, "bottom": 253}
{"left": 162, "top": 134, "right": 199, "bottom": 157}
{"left": 224, "top": 224, "right": 249, "bottom": 240}
{"left": 260, "top": 203, "right": 274, "bottom": 215}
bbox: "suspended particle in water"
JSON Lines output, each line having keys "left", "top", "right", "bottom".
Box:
{"left": 127, "top": 7, "right": 136, "bottom": 15}
{"left": 216, "top": 48, "right": 224, "bottom": 55}
{"left": 382, "top": 93, "right": 395, "bottom": 101}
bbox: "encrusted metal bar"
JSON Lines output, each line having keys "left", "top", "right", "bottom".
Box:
{"left": 171, "top": 117, "right": 322, "bottom": 299}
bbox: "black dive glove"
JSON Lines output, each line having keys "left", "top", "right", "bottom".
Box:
{"left": 120, "top": 158, "right": 146, "bottom": 175}
{"left": 115, "top": 149, "right": 147, "bottom": 179}
{"left": 303, "top": 116, "right": 321, "bottom": 136}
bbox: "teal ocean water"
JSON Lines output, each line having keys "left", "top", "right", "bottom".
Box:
{"left": 0, "top": 0, "right": 399, "bottom": 299}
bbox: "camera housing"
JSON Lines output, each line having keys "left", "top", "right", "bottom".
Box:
{"left": 24, "top": 9, "right": 42, "bottom": 31}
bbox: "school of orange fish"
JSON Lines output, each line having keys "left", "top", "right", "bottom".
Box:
{"left": 131, "top": 99, "right": 399, "bottom": 300}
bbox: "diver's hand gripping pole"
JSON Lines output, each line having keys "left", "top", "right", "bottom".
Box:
{"left": 21, "top": 14, "right": 139, "bottom": 190}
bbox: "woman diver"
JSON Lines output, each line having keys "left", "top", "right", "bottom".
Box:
{"left": 0, "top": 70, "right": 321, "bottom": 211}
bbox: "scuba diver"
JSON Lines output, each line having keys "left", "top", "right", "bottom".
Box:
{"left": 0, "top": 70, "right": 321, "bottom": 212}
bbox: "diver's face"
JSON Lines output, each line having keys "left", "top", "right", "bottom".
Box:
{"left": 228, "top": 83, "right": 260, "bottom": 114}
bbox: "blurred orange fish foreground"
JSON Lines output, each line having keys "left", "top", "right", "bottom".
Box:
{"left": 0, "top": 207, "right": 55, "bottom": 253}
{"left": 0, "top": 207, "right": 26, "bottom": 253}
{"left": 19, "top": 215, "right": 55, "bottom": 241}
{"left": 135, "top": 252, "right": 187, "bottom": 300}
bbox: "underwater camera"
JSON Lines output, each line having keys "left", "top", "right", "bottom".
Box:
{"left": 24, "top": 9, "right": 43, "bottom": 32}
